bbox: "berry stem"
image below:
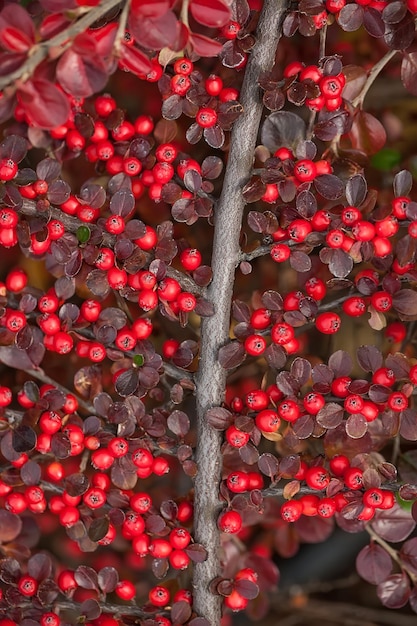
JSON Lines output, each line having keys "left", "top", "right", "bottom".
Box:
{"left": 192, "top": 0, "right": 289, "bottom": 622}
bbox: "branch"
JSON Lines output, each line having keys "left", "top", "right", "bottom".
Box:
{"left": 25, "top": 368, "right": 96, "bottom": 415}
{"left": 0, "top": 0, "right": 124, "bottom": 92}
{"left": 192, "top": 0, "right": 289, "bottom": 623}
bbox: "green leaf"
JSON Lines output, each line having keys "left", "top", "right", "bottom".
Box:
{"left": 371, "top": 148, "right": 401, "bottom": 172}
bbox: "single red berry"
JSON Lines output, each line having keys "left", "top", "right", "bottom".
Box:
{"left": 245, "top": 389, "right": 269, "bottom": 410}
{"left": 149, "top": 586, "right": 170, "bottom": 607}
{"left": 344, "top": 466, "right": 363, "bottom": 490}
{"left": 225, "top": 425, "right": 250, "bottom": 448}
{"left": 305, "top": 466, "right": 330, "bottom": 490}
{"left": 388, "top": 391, "right": 408, "bottom": 412}
{"left": 270, "top": 243, "right": 290, "bottom": 262}
{"left": 218, "top": 510, "right": 242, "bottom": 534}
{"left": 305, "top": 277, "right": 326, "bottom": 300}
{"left": 329, "top": 455, "right": 350, "bottom": 476}
{"left": 315, "top": 312, "right": 341, "bottom": 334}
{"left": 342, "top": 296, "right": 367, "bottom": 317}
{"left": 255, "top": 409, "right": 280, "bottom": 432}
{"left": 244, "top": 334, "right": 267, "bottom": 356}
{"left": 196, "top": 107, "right": 218, "bottom": 128}
{"left": 17, "top": 575, "right": 38, "bottom": 597}
{"left": 317, "top": 497, "right": 337, "bottom": 518}
{"left": 115, "top": 580, "right": 136, "bottom": 600}
{"left": 277, "top": 399, "right": 300, "bottom": 423}
{"left": 280, "top": 499, "right": 303, "bottom": 522}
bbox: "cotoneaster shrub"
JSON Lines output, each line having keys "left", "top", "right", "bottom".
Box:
{"left": 0, "top": 0, "right": 417, "bottom": 624}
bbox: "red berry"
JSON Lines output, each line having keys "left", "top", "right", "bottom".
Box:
{"left": 305, "top": 466, "right": 330, "bottom": 490}
{"left": 315, "top": 312, "right": 341, "bottom": 334}
{"left": 218, "top": 510, "right": 242, "bottom": 534}
{"left": 281, "top": 499, "right": 303, "bottom": 522}
{"left": 255, "top": 409, "right": 280, "bottom": 432}
{"left": 244, "top": 334, "right": 267, "bottom": 356}
{"left": 149, "top": 586, "right": 170, "bottom": 607}
{"left": 225, "top": 425, "right": 250, "bottom": 448}
{"left": 196, "top": 107, "right": 217, "bottom": 128}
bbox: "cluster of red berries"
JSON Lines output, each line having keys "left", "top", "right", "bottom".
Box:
{"left": 223, "top": 567, "right": 259, "bottom": 612}
{"left": 283, "top": 61, "right": 346, "bottom": 112}
{"left": 280, "top": 454, "right": 395, "bottom": 523}
{"left": 0, "top": 264, "right": 198, "bottom": 364}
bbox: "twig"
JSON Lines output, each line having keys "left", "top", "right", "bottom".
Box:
{"left": 0, "top": 0, "right": 124, "bottom": 92}
{"left": 25, "top": 368, "right": 96, "bottom": 415}
{"left": 192, "top": 1, "right": 289, "bottom": 623}
{"left": 352, "top": 49, "right": 398, "bottom": 108}
{"left": 113, "top": 0, "right": 131, "bottom": 56}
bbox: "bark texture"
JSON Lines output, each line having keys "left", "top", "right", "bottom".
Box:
{"left": 192, "top": 1, "right": 289, "bottom": 622}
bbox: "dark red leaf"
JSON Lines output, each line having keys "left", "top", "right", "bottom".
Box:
{"left": 393, "top": 169, "right": 413, "bottom": 197}
{"left": 349, "top": 110, "right": 387, "bottom": 155}
{"left": 0, "top": 5, "right": 35, "bottom": 52}
{"left": 190, "top": 0, "right": 231, "bottom": 27}
{"left": 316, "top": 403, "right": 344, "bottom": 429}
{"left": 167, "top": 410, "right": 190, "bottom": 437}
{"left": 18, "top": 80, "right": 70, "bottom": 129}
{"left": 401, "top": 52, "right": 417, "bottom": 96}
{"left": 191, "top": 32, "right": 223, "bottom": 57}
{"left": 171, "top": 601, "right": 192, "bottom": 624}
{"left": 11, "top": 423, "right": 35, "bottom": 454}
{"left": 400, "top": 409, "right": 417, "bottom": 441}
{"left": 184, "top": 543, "right": 207, "bottom": 562}
{"left": 57, "top": 49, "right": 108, "bottom": 98}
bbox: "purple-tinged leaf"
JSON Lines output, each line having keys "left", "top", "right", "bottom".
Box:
{"left": 371, "top": 503, "right": 416, "bottom": 542}
{"left": 316, "top": 403, "right": 344, "bottom": 429}
{"left": 258, "top": 453, "right": 279, "bottom": 478}
{"left": 185, "top": 543, "right": 207, "bottom": 563}
{"left": 346, "top": 413, "right": 367, "bottom": 439}
{"left": 357, "top": 345, "right": 383, "bottom": 372}
{"left": 12, "top": 424, "right": 36, "bottom": 453}
{"left": 337, "top": 3, "right": 363, "bottom": 31}
{"left": 261, "top": 111, "right": 306, "bottom": 153}
{"left": 75, "top": 566, "right": 99, "bottom": 591}
{"left": 400, "top": 408, "right": 417, "bottom": 441}
{"left": 290, "top": 250, "right": 311, "bottom": 272}
{"left": 363, "top": 7, "right": 384, "bottom": 37}
{"left": 290, "top": 358, "right": 311, "bottom": 386}
{"left": 218, "top": 342, "right": 246, "bottom": 369}
{"left": 314, "top": 174, "right": 344, "bottom": 200}
{"left": 356, "top": 543, "right": 392, "bottom": 584}
{"left": 206, "top": 407, "right": 233, "bottom": 430}
{"left": 393, "top": 169, "right": 413, "bottom": 197}
{"left": 377, "top": 573, "right": 410, "bottom": 609}
{"left": 167, "top": 410, "right": 190, "bottom": 437}
{"left": 393, "top": 289, "right": 417, "bottom": 317}
{"left": 0, "top": 510, "right": 22, "bottom": 543}
{"left": 385, "top": 14, "right": 415, "bottom": 50}
{"left": 345, "top": 174, "right": 367, "bottom": 207}
{"left": 171, "top": 601, "right": 192, "bottom": 624}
